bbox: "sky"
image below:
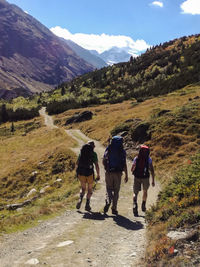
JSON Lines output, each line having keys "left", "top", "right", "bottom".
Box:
{"left": 7, "top": 0, "right": 200, "bottom": 55}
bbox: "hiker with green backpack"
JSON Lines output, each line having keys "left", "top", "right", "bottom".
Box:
{"left": 131, "top": 144, "right": 155, "bottom": 216}
{"left": 103, "top": 136, "right": 128, "bottom": 215}
{"left": 76, "top": 141, "right": 100, "bottom": 212}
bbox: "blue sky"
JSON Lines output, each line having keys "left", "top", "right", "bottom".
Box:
{"left": 7, "top": 0, "right": 200, "bottom": 55}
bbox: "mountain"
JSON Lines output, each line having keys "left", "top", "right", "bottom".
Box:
{"left": 63, "top": 39, "right": 108, "bottom": 69}
{"left": 99, "top": 47, "right": 132, "bottom": 65}
{"left": 89, "top": 47, "right": 132, "bottom": 65}
{"left": 0, "top": 0, "right": 94, "bottom": 99}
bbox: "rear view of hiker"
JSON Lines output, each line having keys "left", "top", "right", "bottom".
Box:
{"left": 76, "top": 141, "right": 100, "bottom": 211}
{"left": 103, "top": 136, "right": 128, "bottom": 215}
{"left": 131, "top": 145, "right": 155, "bottom": 216}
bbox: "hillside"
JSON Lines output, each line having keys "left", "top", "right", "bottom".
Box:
{"left": 31, "top": 33, "right": 200, "bottom": 115}
{"left": 0, "top": 0, "right": 94, "bottom": 99}
{"left": 0, "top": 31, "right": 199, "bottom": 265}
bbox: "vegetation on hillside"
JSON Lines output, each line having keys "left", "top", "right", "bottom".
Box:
{"left": 1, "top": 34, "right": 200, "bottom": 121}
{"left": 0, "top": 96, "right": 40, "bottom": 123}
{"left": 0, "top": 119, "right": 79, "bottom": 233}
{"left": 145, "top": 153, "right": 200, "bottom": 266}
{"left": 42, "top": 34, "right": 200, "bottom": 115}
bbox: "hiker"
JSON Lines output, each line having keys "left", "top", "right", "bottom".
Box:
{"left": 76, "top": 141, "right": 100, "bottom": 211}
{"left": 103, "top": 136, "right": 128, "bottom": 215}
{"left": 131, "top": 144, "right": 155, "bottom": 216}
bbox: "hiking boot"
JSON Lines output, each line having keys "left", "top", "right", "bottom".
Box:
{"left": 133, "top": 202, "right": 138, "bottom": 217}
{"left": 103, "top": 201, "right": 110, "bottom": 214}
{"left": 85, "top": 200, "right": 91, "bottom": 212}
{"left": 76, "top": 199, "right": 82, "bottom": 209}
{"left": 112, "top": 209, "right": 118, "bottom": 215}
{"left": 141, "top": 201, "right": 146, "bottom": 212}
{"left": 76, "top": 194, "right": 83, "bottom": 209}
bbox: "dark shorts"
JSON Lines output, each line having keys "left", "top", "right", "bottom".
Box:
{"left": 133, "top": 177, "right": 150, "bottom": 193}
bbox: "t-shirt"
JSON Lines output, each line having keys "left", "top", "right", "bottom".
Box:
{"left": 78, "top": 151, "right": 98, "bottom": 164}
{"left": 132, "top": 156, "right": 152, "bottom": 165}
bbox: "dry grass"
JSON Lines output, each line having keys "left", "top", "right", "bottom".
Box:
{"left": 56, "top": 84, "right": 200, "bottom": 145}
{"left": 55, "top": 84, "right": 200, "bottom": 181}
{"left": 0, "top": 118, "right": 80, "bottom": 233}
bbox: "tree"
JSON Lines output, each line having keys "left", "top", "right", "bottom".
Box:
{"left": 1, "top": 104, "right": 8, "bottom": 123}
{"left": 61, "top": 87, "right": 66, "bottom": 96}
{"left": 10, "top": 122, "right": 15, "bottom": 133}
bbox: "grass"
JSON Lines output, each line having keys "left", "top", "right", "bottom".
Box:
{"left": 0, "top": 118, "right": 80, "bottom": 234}
{"left": 54, "top": 83, "right": 200, "bottom": 265}
{"left": 56, "top": 84, "right": 200, "bottom": 177}
{"left": 145, "top": 152, "right": 200, "bottom": 265}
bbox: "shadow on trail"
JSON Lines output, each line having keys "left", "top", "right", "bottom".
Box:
{"left": 113, "top": 215, "right": 144, "bottom": 231}
{"left": 77, "top": 211, "right": 106, "bottom": 221}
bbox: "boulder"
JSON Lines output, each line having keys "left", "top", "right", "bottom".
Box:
{"left": 66, "top": 111, "right": 93, "bottom": 124}
{"left": 27, "top": 188, "right": 37, "bottom": 197}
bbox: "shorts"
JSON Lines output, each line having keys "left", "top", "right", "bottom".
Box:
{"left": 133, "top": 177, "right": 150, "bottom": 194}
{"left": 78, "top": 174, "right": 94, "bottom": 185}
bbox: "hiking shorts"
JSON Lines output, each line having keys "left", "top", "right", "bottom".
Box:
{"left": 78, "top": 174, "right": 94, "bottom": 185}
{"left": 133, "top": 177, "right": 150, "bottom": 194}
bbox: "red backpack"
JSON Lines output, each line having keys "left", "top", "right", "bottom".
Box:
{"left": 133, "top": 145, "right": 150, "bottom": 178}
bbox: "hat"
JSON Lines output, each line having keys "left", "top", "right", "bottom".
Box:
{"left": 87, "top": 141, "right": 95, "bottom": 148}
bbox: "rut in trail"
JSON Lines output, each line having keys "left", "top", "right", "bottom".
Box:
{"left": 0, "top": 108, "right": 160, "bottom": 267}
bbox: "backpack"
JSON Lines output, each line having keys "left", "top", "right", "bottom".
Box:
{"left": 76, "top": 144, "right": 94, "bottom": 176}
{"left": 133, "top": 145, "right": 150, "bottom": 178}
{"left": 103, "top": 136, "right": 126, "bottom": 172}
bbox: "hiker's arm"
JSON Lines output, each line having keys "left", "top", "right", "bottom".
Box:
{"left": 94, "top": 162, "right": 100, "bottom": 180}
{"left": 131, "top": 162, "right": 136, "bottom": 173}
{"left": 124, "top": 161, "right": 128, "bottom": 183}
{"left": 149, "top": 163, "right": 155, "bottom": 186}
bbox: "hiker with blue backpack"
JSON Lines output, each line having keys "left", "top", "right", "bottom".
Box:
{"left": 103, "top": 136, "right": 128, "bottom": 215}
{"left": 76, "top": 141, "right": 100, "bottom": 212}
{"left": 131, "top": 145, "right": 155, "bottom": 216}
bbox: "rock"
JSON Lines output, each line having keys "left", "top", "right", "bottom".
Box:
{"left": 157, "top": 109, "right": 170, "bottom": 117}
{"left": 57, "top": 240, "right": 74, "bottom": 247}
{"left": 66, "top": 111, "right": 93, "bottom": 125}
{"left": 131, "top": 122, "right": 150, "bottom": 143}
{"left": 55, "top": 178, "right": 62, "bottom": 183}
{"left": 40, "top": 185, "right": 50, "bottom": 194}
{"left": 167, "top": 231, "right": 188, "bottom": 240}
{"left": 25, "top": 258, "right": 39, "bottom": 265}
{"left": 29, "top": 171, "right": 38, "bottom": 183}
{"left": 185, "top": 230, "right": 199, "bottom": 242}
{"left": 31, "top": 171, "right": 38, "bottom": 176}
{"left": 27, "top": 188, "right": 37, "bottom": 198}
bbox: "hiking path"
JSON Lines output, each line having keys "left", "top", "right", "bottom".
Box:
{"left": 0, "top": 108, "right": 160, "bottom": 267}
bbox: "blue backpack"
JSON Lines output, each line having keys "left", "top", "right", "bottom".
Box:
{"left": 103, "top": 136, "right": 126, "bottom": 172}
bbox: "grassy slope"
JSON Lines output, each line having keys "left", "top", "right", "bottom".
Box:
{"left": 0, "top": 83, "right": 199, "bottom": 265}
{"left": 55, "top": 83, "right": 200, "bottom": 265}
{"left": 55, "top": 83, "right": 200, "bottom": 174}
{"left": 0, "top": 118, "right": 79, "bottom": 233}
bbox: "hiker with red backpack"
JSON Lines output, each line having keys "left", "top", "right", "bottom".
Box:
{"left": 76, "top": 141, "right": 100, "bottom": 212}
{"left": 131, "top": 145, "right": 155, "bottom": 216}
{"left": 103, "top": 136, "right": 128, "bottom": 215}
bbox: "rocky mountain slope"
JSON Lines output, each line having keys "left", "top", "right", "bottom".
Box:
{"left": 0, "top": 0, "right": 94, "bottom": 99}
{"left": 63, "top": 39, "right": 108, "bottom": 69}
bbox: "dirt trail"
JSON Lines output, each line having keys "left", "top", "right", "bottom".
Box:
{"left": 0, "top": 108, "right": 160, "bottom": 267}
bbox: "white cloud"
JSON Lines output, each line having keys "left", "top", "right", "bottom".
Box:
{"left": 181, "top": 0, "right": 200, "bottom": 15}
{"left": 50, "top": 26, "right": 150, "bottom": 55}
{"left": 151, "top": 1, "right": 164, "bottom": 8}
